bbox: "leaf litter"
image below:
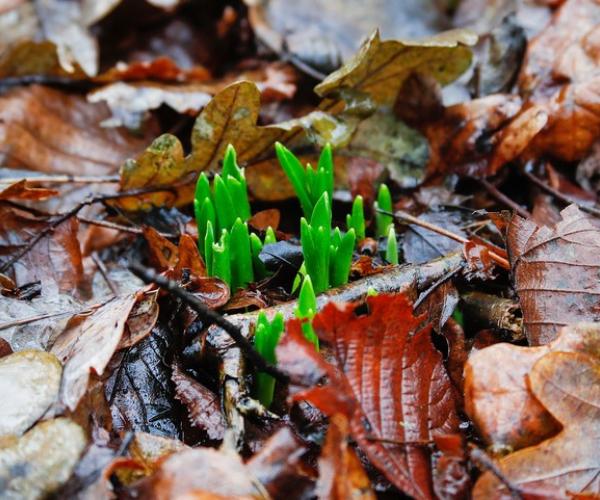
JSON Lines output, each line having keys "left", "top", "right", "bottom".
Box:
{"left": 0, "top": 0, "right": 600, "bottom": 498}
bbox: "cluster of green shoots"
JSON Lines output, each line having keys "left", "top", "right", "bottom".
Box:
{"left": 194, "top": 145, "right": 275, "bottom": 291}
{"left": 194, "top": 143, "right": 399, "bottom": 408}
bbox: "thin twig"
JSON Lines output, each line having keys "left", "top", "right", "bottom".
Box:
{"left": 365, "top": 436, "right": 434, "bottom": 447}
{"left": 77, "top": 216, "right": 179, "bottom": 239}
{"left": 0, "top": 186, "right": 176, "bottom": 273}
{"left": 478, "top": 178, "right": 531, "bottom": 218}
{"left": 378, "top": 208, "right": 510, "bottom": 269}
{"left": 128, "top": 261, "right": 288, "bottom": 383}
{"left": 413, "top": 263, "right": 465, "bottom": 310}
{"left": 0, "top": 174, "right": 120, "bottom": 185}
{"left": 469, "top": 446, "right": 523, "bottom": 500}
{"left": 522, "top": 169, "right": 600, "bottom": 217}
{"left": 0, "top": 302, "right": 104, "bottom": 331}
{"left": 91, "top": 252, "right": 118, "bottom": 296}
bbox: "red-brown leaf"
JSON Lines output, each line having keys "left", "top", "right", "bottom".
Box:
{"left": 278, "top": 293, "right": 460, "bottom": 499}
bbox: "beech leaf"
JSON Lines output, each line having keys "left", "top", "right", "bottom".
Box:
{"left": 507, "top": 204, "right": 600, "bottom": 345}
{"left": 278, "top": 293, "right": 461, "bottom": 499}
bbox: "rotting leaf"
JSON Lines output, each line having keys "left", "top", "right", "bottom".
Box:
{"left": 51, "top": 294, "right": 137, "bottom": 411}
{"left": 314, "top": 29, "right": 477, "bottom": 107}
{"left": 0, "top": 349, "right": 62, "bottom": 437}
{"left": 172, "top": 364, "right": 226, "bottom": 442}
{"left": 0, "top": 418, "right": 86, "bottom": 499}
{"left": 473, "top": 351, "right": 600, "bottom": 498}
{"left": 278, "top": 293, "right": 460, "bottom": 499}
{"left": 464, "top": 323, "right": 600, "bottom": 453}
{"left": 507, "top": 204, "right": 600, "bottom": 345}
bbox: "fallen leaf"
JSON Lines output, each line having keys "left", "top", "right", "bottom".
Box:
{"left": 0, "top": 349, "right": 62, "bottom": 437}
{"left": 130, "top": 446, "right": 264, "bottom": 498}
{"left": 172, "top": 364, "right": 226, "bottom": 442}
{"left": 106, "top": 323, "right": 181, "bottom": 438}
{"left": 432, "top": 434, "right": 470, "bottom": 500}
{"left": 314, "top": 29, "right": 476, "bottom": 107}
{"left": 119, "top": 290, "right": 160, "bottom": 349}
{"left": 245, "top": 427, "right": 313, "bottom": 498}
{"left": 0, "top": 180, "right": 58, "bottom": 201}
{"left": 315, "top": 413, "right": 375, "bottom": 500}
{"left": 0, "top": 203, "right": 83, "bottom": 292}
{"left": 247, "top": 0, "right": 454, "bottom": 72}
{"left": 0, "top": 85, "right": 154, "bottom": 176}
{"left": 278, "top": 293, "right": 460, "bottom": 499}
{"left": 507, "top": 204, "right": 600, "bottom": 345}
{"left": 464, "top": 322, "right": 600, "bottom": 452}
{"left": 0, "top": 418, "right": 86, "bottom": 499}
{"left": 473, "top": 351, "right": 600, "bottom": 498}
{"left": 51, "top": 294, "right": 137, "bottom": 410}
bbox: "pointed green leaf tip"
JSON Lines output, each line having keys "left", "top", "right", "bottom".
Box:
{"left": 346, "top": 195, "right": 365, "bottom": 241}
{"left": 375, "top": 183, "right": 393, "bottom": 238}
{"left": 253, "top": 311, "right": 284, "bottom": 408}
{"left": 385, "top": 225, "right": 398, "bottom": 265}
{"left": 295, "top": 275, "right": 319, "bottom": 351}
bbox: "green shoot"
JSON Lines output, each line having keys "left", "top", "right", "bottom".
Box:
{"left": 346, "top": 195, "right": 365, "bottom": 241}
{"left": 385, "top": 225, "right": 398, "bottom": 265}
{"left": 253, "top": 312, "right": 284, "bottom": 408}
{"left": 301, "top": 192, "right": 355, "bottom": 294}
{"left": 276, "top": 142, "right": 334, "bottom": 219}
{"left": 295, "top": 275, "right": 319, "bottom": 350}
{"left": 375, "top": 183, "right": 393, "bottom": 238}
{"left": 250, "top": 227, "right": 277, "bottom": 280}
{"left": 230, "top": 218, "right": 254, "bottom": 290}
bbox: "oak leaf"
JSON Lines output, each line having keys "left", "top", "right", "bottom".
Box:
{"left": 464, "top": 322, "right": 600, "bottom": 452}
{"left": 473, "top": 351, "right": 600, "bottom": 498}
{"left": 507, "top": 204, "right": 600, "bottom": 345}
{"left": 277, "top": 293, "right": 461, "bottom": 499}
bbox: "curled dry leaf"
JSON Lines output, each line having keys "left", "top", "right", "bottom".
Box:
{"left": 278, "top": 293, "right": 461, "bottom": 499}
{"left": 0, "top": 418, "right": 86, "bottom": 499}
{"left": 315, "top": 413, "right": 375, "bottom": 500}
{"left": 0, "top": 349, "right": 62, "bottom": 437}
{"left": 51, "top": 294, "right": 137, "bottom": 410}
{"left": 172, "top": 364, "right": 226, "bottom": 442}
{"left": 314, "top": 29, "right": 477, "bottom": 107}
{"left": 507, "top": 204, "right": 600, "bottom": 345}
{"left": 0, "top": 180, "right": 58, "bottom": 201}
{"left": 464, "top": 322, "right": 600, "bottom": 452}
{"left": 473, "top": 351, "right": 600, "bottom": 498}
{"left": 0, "top": 85, "right": 154, "bottom": 176}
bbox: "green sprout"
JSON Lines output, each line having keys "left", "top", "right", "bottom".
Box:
{"left": 295, "top": 275, "right": 319, "bottom": 350}
{"left": 275, "top": 142, "right": 334, "bottom": 219}
{"left": 300, "top": 192, "right": 355, "bottom": 294}
{"left": 374, "top": 183, "right": 393, "bottom": 238}
{"left": 253, "top": 312, "right": 284, "bottom": 408}
{"left": 195, "top": 145, "right": 276, "bottom": 290}
{"left": 346, "top": 195, "right": 366, "bottom": 241}
{"left": 385, "top": 225, "right": 398, "bottom": 265}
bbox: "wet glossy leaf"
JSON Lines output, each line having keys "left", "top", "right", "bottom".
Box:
{"left": 0, "top": 418, "right": 86, "bottom": 499}
{"left": 473, "top": 351, "right": 600, "bottom": 498}
{"left": 0, "top": 350, "right": 62, "bottom": 437}
{"left": 464, "top": 323, "right": 600, "bottom": 452}
{"left": 278, "top": 293, "right": 461, "bottom": 499}
{"left": 507, "top": 204, "right": 600, "bottom": 345}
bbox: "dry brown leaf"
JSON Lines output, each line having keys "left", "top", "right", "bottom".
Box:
{"left": 464, "top": 322, "right": 600, "bottom": 452}
{"left": 507, "top": 204, "right": 600, "bottom": 345}
{"left": 0, "top": 203, "right": 83, "bottom": 292}
{"left": 315, "top": 29, "right": 476, "bottom": 107}
{"left": 473, "top": 351, "right": 600, "bottom": 498}
{"left": 0, "top": 85, "right": 154, "bottom": 176}
{"left": 51, "top": 294, "right": 137, "bottom": 410}
{"left": 0, "top": 180, "right": 58, "bottom": 201}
